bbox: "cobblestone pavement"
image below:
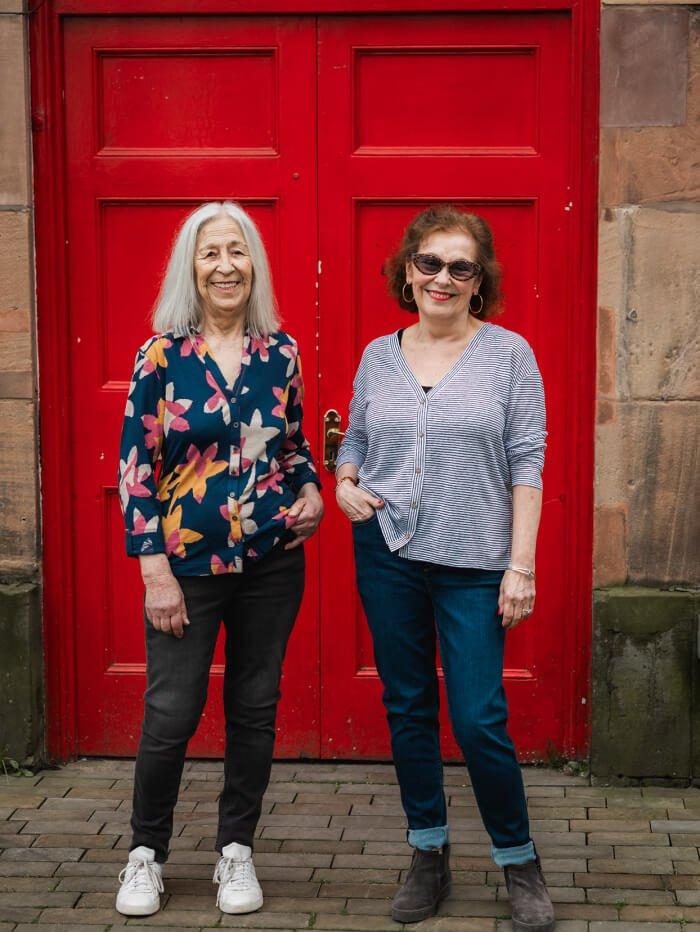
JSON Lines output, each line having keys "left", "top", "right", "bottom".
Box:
{"left": 0, "top": 760, "right": 699, "bottom": 931}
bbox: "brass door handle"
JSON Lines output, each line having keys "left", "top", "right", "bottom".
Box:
{"left": 323, "top": 409, "right": 345, "bottom": 472}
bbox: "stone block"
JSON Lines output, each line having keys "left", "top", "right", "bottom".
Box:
{"left": 596, "top": 401, "right": 699, "bottom": 585}
{"left": 597, "top": 305, "right": 617, "bottom": 397}
{"left": 626, "top": 205, "right": 699, "bottom": 401}
{"left": 593, "top": 505, "right": 628, "bottom": 588}
{"left": 597, "top": 209, "right": 626, "bottom": 311}
{"left": 0, "top": 16, "right": 29, "bottom": 205}
{"left": 0, "top": 210, "right": 31, "bottom": 316}
{"left": 596, "top": 205, "right": 700, "bottom": 401}
{"left": 0, "top": 582, "right": 42, "bottom": 763}
{"left": 591, "top": 587, "right": 697, "bottom": 781}
{"left": 0, "top": 399, "right": 38, "bottom": 575}
{"left": 601, "top": 8, "right": 689, "bottom": 127}
{"left": 599, "top": 12, "right": 699, "bottom": 205}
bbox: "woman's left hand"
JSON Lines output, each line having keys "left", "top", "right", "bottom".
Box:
{"left": 285, "top": 483, "right": 325, "bottom": 549}
{"left": 498, "top": 569, "right": 535, "bottom": 629}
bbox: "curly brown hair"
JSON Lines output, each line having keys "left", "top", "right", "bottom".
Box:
{"left": 384, "top": 205, "right": 503, "bottom": 319}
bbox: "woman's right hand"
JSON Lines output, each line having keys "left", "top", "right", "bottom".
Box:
{"left": 140, "top": 555, "right": 190, "bottom": 638}
{"left": 336, "top": 479, "right": 384, "bottom": 523}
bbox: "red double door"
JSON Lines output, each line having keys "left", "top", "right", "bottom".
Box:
{"left": 61, "top": 12, "right": 588, "bottom": 759}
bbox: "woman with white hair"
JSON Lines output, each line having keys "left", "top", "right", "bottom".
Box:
{"left": 116, "top": 202, "right": 323, "bottom": 917}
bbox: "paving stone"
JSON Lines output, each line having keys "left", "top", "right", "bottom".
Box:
{"left": 218, "top": 913, "right": 313, "bottom": 928}
{"left": 14, "top": 926, "right": 112, "bottom": 932}
{"left": 588, "top": 858, "right": 675, "bottom": 874}
{"left": 0, "top": 906, "right": 41, "bottom": 921}
{"left": 280, "top": 839, "right": 363, "bottom": 854}
{"left": 589, "top": 924, "right": 682, "bottom": 932}
{"left": 589, "top": 808, "right": 669, "bottom": 820}
{"left": 652, "top": 820, "right": 700, "bottom": 832}
{"left": 671, "top": 834, "right": 700, "bottom": 845}
{"left": 1, "top": 847, "right": 84, "bottom": 861}
{"left": 571, "top": 819, "right": 652, "bottom": 832}
{"left": 499, "top": 924, "right": 586, "bottom": 932}
{"left": 620, "top": 904, "right": 699, "bottom": 920}
{"left": 318, "top": 882, "right": 398, "bottom": 899}
{"left": 261, "top": 826, "right": 343, "bottom": 840}
{"left": 40, "top": 797, "right": 119, "bottom": 811}
{"left": 587, "top": 887, "right": 676, "bottom": 904}
{"left": 35, "top": 907, "right": 126, "bottom": 924}
{"left": 575, "top": 872, "right": 664, "bottom": 889}
{"left": 614, "top": 845, "right": 699, "bottom": 860}
{"left": 0, "top": 890, "right": 78, "bottom": 907}
{"left": 0, "top": 831, "right": 31, "bottom": 845}
{"left": 0, "top": 793, "right": 46, "bottom": 808}
{"left": 18, "top": 820, "right": 103, "bottom": 835}
{"left": 588, "top": 832, "right": 670, "bottom": 845}
{"left": 0, "top": 860, "right": 59, "bottom": 876}
{"left": 313, "top": 867, "right": 400, "bottom": 883}
{"left": 33, "top": 834, "right": 118, "bottom": 849}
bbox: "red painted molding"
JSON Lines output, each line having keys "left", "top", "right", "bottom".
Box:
{"left": 30, "top": 0, "right": 80, "bottom": 762}
{"left": 50, "top": 0, "right": 576, "bottom": 13}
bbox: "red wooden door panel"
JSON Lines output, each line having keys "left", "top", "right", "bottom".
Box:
{"left": 318, "top": 13, "right": 579, "bottom": 760}
{"left": 63, "top": 16, "right": 320, "bottom": 756}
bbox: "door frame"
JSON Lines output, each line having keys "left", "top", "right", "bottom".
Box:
{"left": 30, "top": 0, "right": 599, "bottom": 762}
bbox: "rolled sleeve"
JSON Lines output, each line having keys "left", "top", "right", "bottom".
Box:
{"left": 504, "top": 367, "right": 547, "bottom": 490}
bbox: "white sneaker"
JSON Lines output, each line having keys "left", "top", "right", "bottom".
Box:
{"left": 116, "top": 845, "right": 163, "bottom": 916}
{"left": 213, "top": 841, "right": 264, "bottom": 914}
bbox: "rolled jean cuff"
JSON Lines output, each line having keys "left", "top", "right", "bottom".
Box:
{"left": 492, "top": 840, "right": 535, "bottom": 866}
{"left": 407, "top": 825, "right": 449, "bottom": 850}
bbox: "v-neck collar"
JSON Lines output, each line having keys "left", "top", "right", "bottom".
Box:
{"left": 391, "top": 322, "right": 492, "bottom": 402}
{"left": 189, "top": 329, "right": 250, "bottom": 395}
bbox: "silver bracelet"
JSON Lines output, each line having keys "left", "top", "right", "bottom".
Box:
{"left": 507, "top": 563, "right": 535, "bottom": 580}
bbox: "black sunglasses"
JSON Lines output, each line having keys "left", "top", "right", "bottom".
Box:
{"left": 411, "top": 253, "right": 482, "bottom": 282}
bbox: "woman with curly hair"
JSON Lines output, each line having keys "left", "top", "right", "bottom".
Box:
{"left": 335, "top": 205, "right": 553, "bottom": 930}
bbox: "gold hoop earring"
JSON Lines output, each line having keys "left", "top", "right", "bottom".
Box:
{"left": 469, "top": 292, "right": 484, "bottom": 315}
{"left": 402, "top": 282, "right": 414, "bottom": 304}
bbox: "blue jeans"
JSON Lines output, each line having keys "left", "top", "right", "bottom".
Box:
{"left": 353, "top": 515, "right": 534, "bottom": 867}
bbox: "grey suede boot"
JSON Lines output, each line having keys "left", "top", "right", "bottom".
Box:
{"left": 391, "top": 845, "right": 451, "bottom": 924}
{"left": 503, "top": 853, "right": 555, "bottom": 932}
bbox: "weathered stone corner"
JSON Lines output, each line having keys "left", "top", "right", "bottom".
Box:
{"left": 0, "top": 581, "right": 43, "bottom": 765}
{"left": 591, "top": 586, "right": 700, "bottom": 784}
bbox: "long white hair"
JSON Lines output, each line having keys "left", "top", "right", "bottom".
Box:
{"left": 152, "top": 201, "right": 280, "bottom": 338}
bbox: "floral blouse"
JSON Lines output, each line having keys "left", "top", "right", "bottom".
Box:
{"left": 118, "top": 330, "right": 320, "bottom": 575}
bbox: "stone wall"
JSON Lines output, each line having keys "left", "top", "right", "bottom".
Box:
{"left": 0, "top": 3, "right": 43, "bottom": 763}
{"left": 592, "top": 4, "right": 699, "bottom": 782}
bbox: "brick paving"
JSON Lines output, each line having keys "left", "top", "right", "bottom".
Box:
{"left": 1, "top": 761, "right": 699, "bottom": 931}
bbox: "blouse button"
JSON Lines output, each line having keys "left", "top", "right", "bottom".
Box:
{"left": 418, "top": 432, "right": 425, "bottom": 438}
{"left": 411, "top": 500, "right": 417, "bottom": 508}
{"left": 415, "top": 467, "right": 422, "bottom": 474}
{"left": 233, "top": 422, "right": 240, "bottom": 428}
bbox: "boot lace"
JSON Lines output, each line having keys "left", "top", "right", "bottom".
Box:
{"left": 213, "top": 855, "right": 257, "bottom": 907}
{"left": 118, "top": 858, "right": 163, "bottom": 896}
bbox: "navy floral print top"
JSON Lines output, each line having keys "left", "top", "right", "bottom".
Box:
{"left": 118, "top": 329, "right": 320, "bottom": 576}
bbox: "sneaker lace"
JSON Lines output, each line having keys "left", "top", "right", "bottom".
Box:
{"left": 213, "top": 855, "right": 256, "bottom": 906}
{"left": 118, "top": 858, "right": 163, "bottom": 896}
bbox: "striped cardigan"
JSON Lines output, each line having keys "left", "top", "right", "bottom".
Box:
{"left": 336, "top": 322, "right": 547, "bottom": 569}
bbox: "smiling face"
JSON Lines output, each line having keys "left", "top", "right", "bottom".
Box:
{"left": 194, "top": 215, "right": 253, "bottom": 322}
{"left": 405, "top": 228, "right": 482, "bottom": 319}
